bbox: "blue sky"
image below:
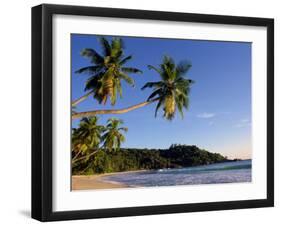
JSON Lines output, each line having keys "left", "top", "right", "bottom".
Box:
{"left": 71, "top": 34, "right": 252, "bottom": 159}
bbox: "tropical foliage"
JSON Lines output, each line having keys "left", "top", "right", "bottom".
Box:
{"left": 74, "top": 37, "right": 142, "bottom": 106}
{"left": 72, "top": 54, "right": 194, "bottom": 120}
{"left": 72, "top": 117, "right": 127, "bottom": 167}
{"left": 142, "top": 56, "right": 194, "bottom": 120}
{"left": 72, "top": 117, "right": 104, "bottom": 165}
{"left": 72, "top": 144, "right": 227, "bottom": 175}
{"left": 102, "top": 118, "right": 128, "bottom": 152}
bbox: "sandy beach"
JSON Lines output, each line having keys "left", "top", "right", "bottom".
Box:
{"left": 72, "top": 170, "right": 147, "bottom": 190}
{"left": 72, "top": 174, "right": 128, "bottom": 190}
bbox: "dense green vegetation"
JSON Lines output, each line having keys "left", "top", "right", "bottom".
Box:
{"left": 72, "top": 144, "right": 228, "bottom": 175}
{"left": 72, "top": 117, "right": 128, "bottom": 166}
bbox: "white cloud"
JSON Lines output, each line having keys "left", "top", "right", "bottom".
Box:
{"left": 197, "top": 112, "right": 216, "bottom": 119}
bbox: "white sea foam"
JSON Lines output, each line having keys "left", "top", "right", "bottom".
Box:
{"left": 102, "top": 160, "right": 252, "bottom": 187}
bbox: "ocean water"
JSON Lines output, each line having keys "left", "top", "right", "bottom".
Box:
{"left": 102, "top": 160, "right": 252, "bottom": 187}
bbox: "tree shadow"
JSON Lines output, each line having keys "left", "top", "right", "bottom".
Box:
{"left": 19, "top": 209, "right": 30, "bottom": 218}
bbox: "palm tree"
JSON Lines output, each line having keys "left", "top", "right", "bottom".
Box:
{"left": 72, "top": 37, "right": 142, "bottom": 106}
{"left": 142, "top": 56, "right": 194, "bottom": 120}
{"left": 102, "top": 118, "right": 128, "bottom": 152}
{"left": 71, "top": 56, "right": 194, "bottom": 120}
{"left": 72, "top": 116, "right": 105, "bottom": 164}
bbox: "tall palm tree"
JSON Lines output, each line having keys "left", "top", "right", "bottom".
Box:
{"left": 72, "top": 116, "right": 105, "bottom": 164}
{"left": 72, "top": 37, "right": 142, "bottom": 106}
{"left": 71, "top": 56, "right": 194, "bottom": 120}
{"left": 142, "top": 56, "right": 194, "bottom": 120}
{"left": 102, "top": 118, "right": 128, "bottom": 152}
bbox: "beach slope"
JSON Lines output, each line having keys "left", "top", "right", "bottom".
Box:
{"left": 72, "top": 175, "right": 128, "bottom": 190}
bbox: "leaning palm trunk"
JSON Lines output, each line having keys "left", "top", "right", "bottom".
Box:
{"left": 72, "top": 98, "right": 159, "bottom": 119}
{"left": 72, "top": 149, "right": 99, "bottom": 164}
{"left": 72, "top": 90, "right": 94, "bottom": 107}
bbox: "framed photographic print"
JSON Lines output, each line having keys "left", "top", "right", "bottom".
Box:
{"left": 32, "top": 4, "right": 274, "bottom": 222}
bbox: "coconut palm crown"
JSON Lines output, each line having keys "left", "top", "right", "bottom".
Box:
{"left": 76, "top": 37, "right": 142, "bottom": 105}
{"left": 142, "top": 56, "right": 194, "bottom": 120}
{"left": 72, "top": 116, "right": 105, "bottom": 156}
{"left": 102, "top": 118, "right": 128, "bottom": 152}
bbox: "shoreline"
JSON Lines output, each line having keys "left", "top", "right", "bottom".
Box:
{"left": 72, "top": 160, "right": 250, "bottom": 190}
{"left": 72, "top": 170, "right": 146, "bottom": 190}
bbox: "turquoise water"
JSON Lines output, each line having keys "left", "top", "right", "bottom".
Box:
{"left": 102, "top": 160, "right": 251, "bottom": 187}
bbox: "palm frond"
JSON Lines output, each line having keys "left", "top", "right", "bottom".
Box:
{"left": 163, "top": 55, "right": 175, "bottom": 67}
{"left": 119, "top": 55, "right": 132, "bottom": 65}
{"left": 80, "top": 48, "right": 103, "bottom": 64}
{"left": 147, "top": 89, "right": 162, "bottom": 101}
{"left": 84, "top": 72, "right": 102, "bottom": 91}
{"left": 116, "top": 79, "right": 122, "bottom": 98}
{"left": 121, "top": 67, "right": 142, "bottom": 74}
{"left": 154, "top": 98, "right": 164, "bottom": 117}
{"left": 162, "top": 56, "right": 175, "bottom": 71}
{"left": 176, "top": 61, "right": 192, "bottom": 77}
{"left": 141, "top": 81, "right": 164, "bottom": 90}
{"left": 99, "top": 37, "right": 111, "bottom": 56}
{"left": 177, "top": 101, "right": 184, "bottom": 118}
{"left": 111, "top": 38, "right": 123, "bottom": 52}
{"left": 75, "top": 66, "right": 102, "bottom": 74}
{"left": 118, "top": 72, "right": 135, "bottom": 86}
{"left": 118, "top": 127, "right": 128, "bottom": 132}
{"left": 147, "top": 65, "right": 162, "bottom": 75}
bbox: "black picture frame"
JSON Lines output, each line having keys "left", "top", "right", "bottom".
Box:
{"left": 32, "top": 3, "right": 274, "bottom": 222}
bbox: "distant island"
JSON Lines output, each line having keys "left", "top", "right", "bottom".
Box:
{"left": 72, "top": 144, "right": 239, "bottom": 175}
